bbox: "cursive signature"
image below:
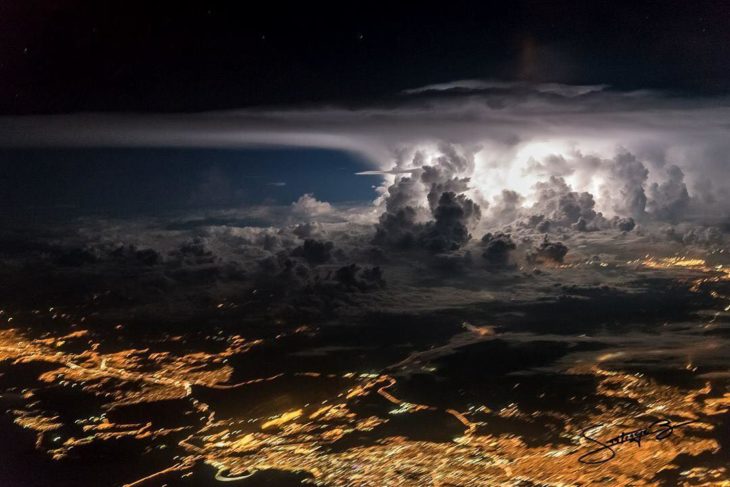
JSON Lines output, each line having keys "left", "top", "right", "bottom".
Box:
{"left": 578, "top": 418, "right": 699, "bottom": 464}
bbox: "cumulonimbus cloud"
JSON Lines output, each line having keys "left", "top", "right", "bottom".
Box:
{"left": 2, "top": 81, "right": 730, "bottom": 222}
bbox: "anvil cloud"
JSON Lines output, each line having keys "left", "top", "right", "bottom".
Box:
{"left": 2, "top": 82, "right": 730, "bottom": 220}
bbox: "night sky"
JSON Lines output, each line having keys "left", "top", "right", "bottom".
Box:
{"left": 1, "top": 0, "right": 729, "bottom": 114}
{"left": 0, "top": 148, "right": 374, "bottom": 220}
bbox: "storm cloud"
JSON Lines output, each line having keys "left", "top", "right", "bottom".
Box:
{"left": 2, "top": 81, "right": 729, "bottom": 226}
{"left": 0, "top": 81, "right": 727, "bottom": 308}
